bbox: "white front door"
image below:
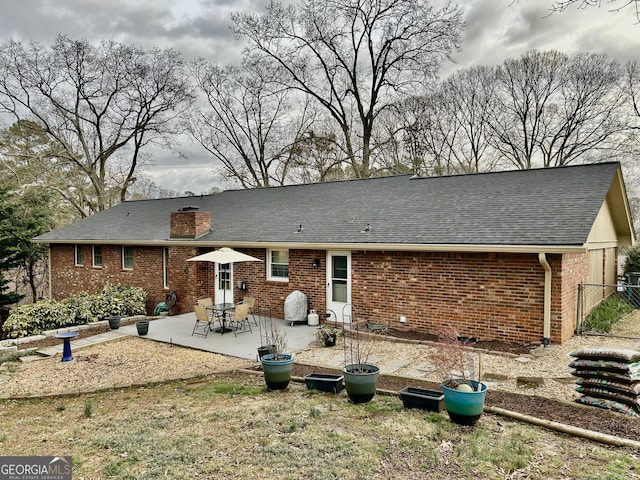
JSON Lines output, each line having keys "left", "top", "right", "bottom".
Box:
{"left": 326, "top": 251, "right": 351, "bottom": 322}
{"left": 215, "top": 263, "right": 233, "bottom": 304}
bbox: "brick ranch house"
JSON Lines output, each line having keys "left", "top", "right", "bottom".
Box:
{"left": 34, "top": 162, "right": 634, "bottom": 345}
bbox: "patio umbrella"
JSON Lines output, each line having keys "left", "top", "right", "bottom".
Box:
{"left": 187, "top": 247, "right": 262, "bottom": 304}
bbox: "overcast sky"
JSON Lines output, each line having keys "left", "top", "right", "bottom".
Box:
{"left": 0, "top": 0, "right": 638, "bottom": 195}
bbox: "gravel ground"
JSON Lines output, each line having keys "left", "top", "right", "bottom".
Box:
{"left": 296, "top": 329, "right": 640, "bottom": 403}
{"left": 2, "top": 314, "right": 640, "bottom": 403}
{"left": 0, "top": 338, "right": 254, "bottom": 397}
{"left": 2, "top": 312, "right": 640, "bottom": 443}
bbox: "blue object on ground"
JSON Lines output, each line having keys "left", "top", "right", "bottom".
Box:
{"left": 54, "top": 331, "right": 79, "bottom": 362}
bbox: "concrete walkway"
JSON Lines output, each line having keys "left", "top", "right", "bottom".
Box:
{"left": 37, "top": 313, "right": 319, "bottom": 362}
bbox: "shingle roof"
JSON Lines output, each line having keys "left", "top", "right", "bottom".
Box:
{"left": 35, "top": 162, "right": 627, "bottom": 250}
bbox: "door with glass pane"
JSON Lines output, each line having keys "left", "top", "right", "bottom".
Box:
{"left": 215, "top": 263, "right": 233, "bottom": 304}
{"left": 326, "top": 251, "right": 351, "bottom": 322}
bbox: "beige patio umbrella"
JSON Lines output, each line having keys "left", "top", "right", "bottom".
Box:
{"left": 187, "top": 247, "right": 262, "bottom": 304}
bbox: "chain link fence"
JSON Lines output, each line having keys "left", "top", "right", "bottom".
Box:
{"left": 577, "top": 277, "right": 640, "bottom": 336}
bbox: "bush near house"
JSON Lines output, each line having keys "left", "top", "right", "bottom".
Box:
{"left": 583, "top": 295, "right": 634, "bottom": 333}
{"left": 2, "top": 285, "right": 147, "bottom": 339}
{"left": 623, "top": 245, "right": 640, "bottom": 275}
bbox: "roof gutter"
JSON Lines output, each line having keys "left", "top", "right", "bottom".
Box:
{"left": 538, "top": 252, "right": 552, "bottom": 346}
{"left": 32, "top": 239, "right": 588, "bottom": 255}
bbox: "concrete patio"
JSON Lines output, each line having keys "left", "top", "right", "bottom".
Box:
{"left": 117, "top": 312, "right": 319, "bottom": 361}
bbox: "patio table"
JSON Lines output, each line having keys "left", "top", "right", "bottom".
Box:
{"left": 207, "top": 303, "right": 236, "bottom": 335}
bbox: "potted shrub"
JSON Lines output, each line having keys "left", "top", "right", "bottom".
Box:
{"left": 260, "top": 320, "right": 294, "bottom": 390}
{"left": 341, "top": 305, "right": 380, "bottom": 404}
{"left": 428, "top": 326, "right": 487, "bottom": 426}
{"left": 316, "top": 324, "right": 339, "bottom": 347}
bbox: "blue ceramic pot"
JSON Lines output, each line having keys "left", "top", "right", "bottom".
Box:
{"left": 441, "top": 380, "right": 487, "bottom": 426}
{"left": 260, "top": 353, "right": 294, "bottom": 390}
{"left": 343, "top": 363, "right": 380, "bottom": 404}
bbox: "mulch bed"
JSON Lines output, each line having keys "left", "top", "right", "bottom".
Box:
{"left": 291, "top": 363, "right": 640, "bottom": 443}
{"left": 382, "top": 327, "right": 534, "bottom": 355}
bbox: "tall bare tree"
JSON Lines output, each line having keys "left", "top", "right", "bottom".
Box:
{"left": 489, "top": 50, "right": 626, "bottom": 169}
{"left": 414, "top": 66, "right": 501, "bottom": 175}
{"left": 490, "top": 50, "right": 568, "bottom": 170}
{"left": 538, "top": 52, "right": 627, "bottom": 166}
{"left": 548, "top": 0, "right": 640, "bottom": 23}
{"left": 190, "top": 55, "right": 314, "bottom": 188}
{"left": 232, "top": 0, "right": 464, "bottom": 179}
{"left": 0, "top": 35, "right": 194, "bottom": 217}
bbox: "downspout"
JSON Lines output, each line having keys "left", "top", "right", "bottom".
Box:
{"left": 538, "top": 252, "right": 551, "bottom": 346}
{"left": 46, "top": 247, "right": 52, "bottom": 300}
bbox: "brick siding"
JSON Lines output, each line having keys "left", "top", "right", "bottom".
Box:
{"left": 49, "top": 244, "right": 597, "bottom": 344}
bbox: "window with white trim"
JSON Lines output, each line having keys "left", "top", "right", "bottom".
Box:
{"left": 163, "top": 247, "right": 169, "bottom": 289}
{"left": 74, "top": 245, "right": 84, "bottom": 266}
{"left": 92, "top": 245, "right": 102, "bottom": 267}
{"left": 122, "top": 246, "right": 134, "bottom": 270}
{"left": 268, "top": 249, "right": 289, "bottom": 281}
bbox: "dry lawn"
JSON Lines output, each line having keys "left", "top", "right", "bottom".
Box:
{"left": 1, "top": 373, "right": 639, "bottom": 479}
{"left": 1, "top": 315, "right": 640, "bottom": 478}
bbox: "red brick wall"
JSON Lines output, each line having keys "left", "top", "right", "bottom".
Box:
{"left": 349, "top": 251, "right": 549, "bottom": 344}
{"left": 231, "top": 249, "right": 326, "bottom": 318}
{"left": 49, "top": 244, "right": 585, "bottom": 344}
{"left": 556, "top": 252, "right": 589, "bottom": 344}
{"left": 49, "top": 244, "right": 201, "bottom": 314}
{"left": 170, "top": 211, "right": 211, "bottom": 238}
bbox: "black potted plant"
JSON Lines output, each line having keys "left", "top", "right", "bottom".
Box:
{"left": 428, "top": 326, "right": 487, "bottom": 426}
{"left": 136, "top": 320, "right": 149, "bottom": 336}
{"left": 341, "top": 304, "right": 380, "bottom": 404}
{"left": 106, "top": 315, "right": 121, "bottom": 330}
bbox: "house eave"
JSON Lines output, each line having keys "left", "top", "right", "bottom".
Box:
{"left": 34, "top": 238, "right": 588, "bottom": 254}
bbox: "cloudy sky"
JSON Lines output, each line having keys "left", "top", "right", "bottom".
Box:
{"left": 0, "top": 0, "right": 638, "bottom": 194}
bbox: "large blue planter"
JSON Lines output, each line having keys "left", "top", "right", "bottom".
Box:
{"left": 260, "top": 353, "right": 294, "bottom": 390}
{"left": 441, "top": 380, "right": 487, "bottom": 426}
{"left": 343, "top": 364, "right": 380, "bottom": 404}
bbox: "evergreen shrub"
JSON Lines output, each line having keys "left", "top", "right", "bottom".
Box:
{"left": 2, "top": 285, "right": 147, "bottom": 338}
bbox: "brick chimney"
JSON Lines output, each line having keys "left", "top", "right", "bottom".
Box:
{"left": 170, "top": 206, "right": 211, "bottom": 239}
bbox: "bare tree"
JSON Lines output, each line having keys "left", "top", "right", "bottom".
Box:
{"left": 422, "top": 66, "right": 501, "bottom": 175}
{"left": 548, "top": 0, "right": 640, "bottom": 23}
{"left": 190, "top": 55, "right": 315, "bottom": 188}
{"left": 377, "top": 66, "right": 500, "bottom": 177}
{"left": 0, "top": 35, "right": 194, "bottom": 217}
{"left": 490, "top": 50, "right": 627, "bottom": 169}
{"left": 490, "top": 50, "right": 568, "bottom": 170}
{"left": 232, "top": 0, "right": 464, "bottom": 179}
{"left": 287, "top": 127, "right": 348, "bottom": 183}
{"left": 538, "top": 52, "right": 627, "bottom": 166}
{"left": 625, "top": 60, "right": 640, "bottom": 125}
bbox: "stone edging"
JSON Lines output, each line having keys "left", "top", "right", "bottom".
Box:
{"left": 0, "top": 315, "right": 149, "bottom": 348}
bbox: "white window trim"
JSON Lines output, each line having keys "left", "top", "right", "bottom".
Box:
{"left": 122, "top": 245, "right": 134, "bottom": 270}
{"left": 92, "top": 245, "right": 102, "bottom": 268}
{"left": 267, "top": 248, "right": 289, "bottom": 282}
{"left": 74, "top": 245, "right": 84, "bottom": 266}
{"left": 163, "top": 247, "right": 169, "bottom": 289}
